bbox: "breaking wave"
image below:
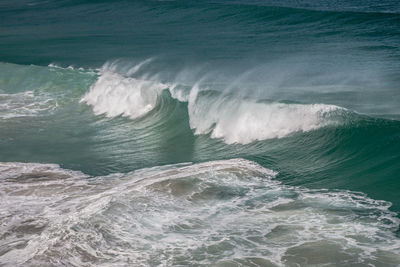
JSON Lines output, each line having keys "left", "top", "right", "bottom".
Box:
{"left": 80, "top": 71, "right": 165, "bottom": 119}
{"left": 81, "top": 63, "right": 347, "bottom": 144}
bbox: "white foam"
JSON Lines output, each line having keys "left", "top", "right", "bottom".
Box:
{"left": 80, "top": 71, "right": 167, "bottom": 119}
{"left": 0, "top": 159, "right": 399, "bottom": 266}
{"left": 188, "top": 89, "right": 343, "bottom": 144}
{"left": 48, "top": 63, "right": 95, "bottom": 73}
{"left": 169, "top": 83, "right": 191, "bottom": 102}
{"left": 0, "top": 91, "right": 58, "bottom": 119}
{"left": 0, "top": 161, "right": 85, "bottom": 180}
{"left": 1, "top": 159, "right": 399, "bottom": 266}
{"left": 80, "top": 62, "right": 345, "bottom": 144}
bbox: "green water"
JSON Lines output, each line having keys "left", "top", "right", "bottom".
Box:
{"left": 1, "top": 0, "right": 400, "bottom": 265}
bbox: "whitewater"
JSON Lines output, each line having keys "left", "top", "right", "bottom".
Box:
{"left": 0, "top": 60, "right": 399, "bottom": 266}
{"left": 1, "top": 159, "right": 400, "bottom": 266}
{"left": 1, "top": 0, "right": 400, "bottom": 266}
{"left": 81, "top": 63, "right": 346, "bottom": 144}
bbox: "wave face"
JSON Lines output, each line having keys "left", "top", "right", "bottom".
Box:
{"left": 1, "top": 0, "right": 400, "bottom": 265}
{"left": 1, "top": 159, "right": 400, "bottom": 266}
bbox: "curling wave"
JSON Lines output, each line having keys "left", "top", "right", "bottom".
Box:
{"left": 80, "top": 71, "right": 167, "bottom": 119}
{"left": 81, "top": 65, "right": 346, "bottom": 144}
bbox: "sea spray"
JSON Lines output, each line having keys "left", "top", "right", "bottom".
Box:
{"left": 81, "top": 63, "right": 346, "bottom": 144}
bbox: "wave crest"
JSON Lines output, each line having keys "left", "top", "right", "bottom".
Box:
{"left": 80, "top": 71, "right": 167, "bottom": 119}
{"left": 188, "top": 86, "right": 343, "bottom": 144}
{"left": 81, "top": 61, "right": 346, "bottom": 144}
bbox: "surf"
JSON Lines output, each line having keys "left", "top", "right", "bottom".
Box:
{"left": 1, "top": 0, "right": 400, "bottom": 264}
{"left": 80, "top": 61, "right": 348, "bottom": 144}
{"left": 1, "top": 159, "right": 399, "bottom": 266}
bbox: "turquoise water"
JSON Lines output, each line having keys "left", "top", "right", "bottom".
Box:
{"left": 1, "top": 0, "right": 400, "bottom": 266}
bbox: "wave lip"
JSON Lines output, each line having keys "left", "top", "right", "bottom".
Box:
{"left": 188, "top": 88, "right": 345, "bottom": 144}
{"left": 80, "top": 70, "right": 167, "bottom": 119}
{"left": 80, "top": 61, "right": 349, "bottom": 145}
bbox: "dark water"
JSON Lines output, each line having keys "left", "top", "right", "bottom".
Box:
{"left": 1, "top": 0, "right": 400, "bottom": 266}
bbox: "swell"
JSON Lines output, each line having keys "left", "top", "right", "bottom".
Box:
{"left": 9, "top": 0, "right": 400, "bottom": 16}
{"left": 1, "top": 0, "right": 399, "bottom": 68}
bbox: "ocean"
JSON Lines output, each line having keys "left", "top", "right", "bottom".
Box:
{"left": 1, "top": 0, "right": 400, "bottom": 266}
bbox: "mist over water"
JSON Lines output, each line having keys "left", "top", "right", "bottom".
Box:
{"left": 1, "top": 0, "right": 400, "bottom": 266}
